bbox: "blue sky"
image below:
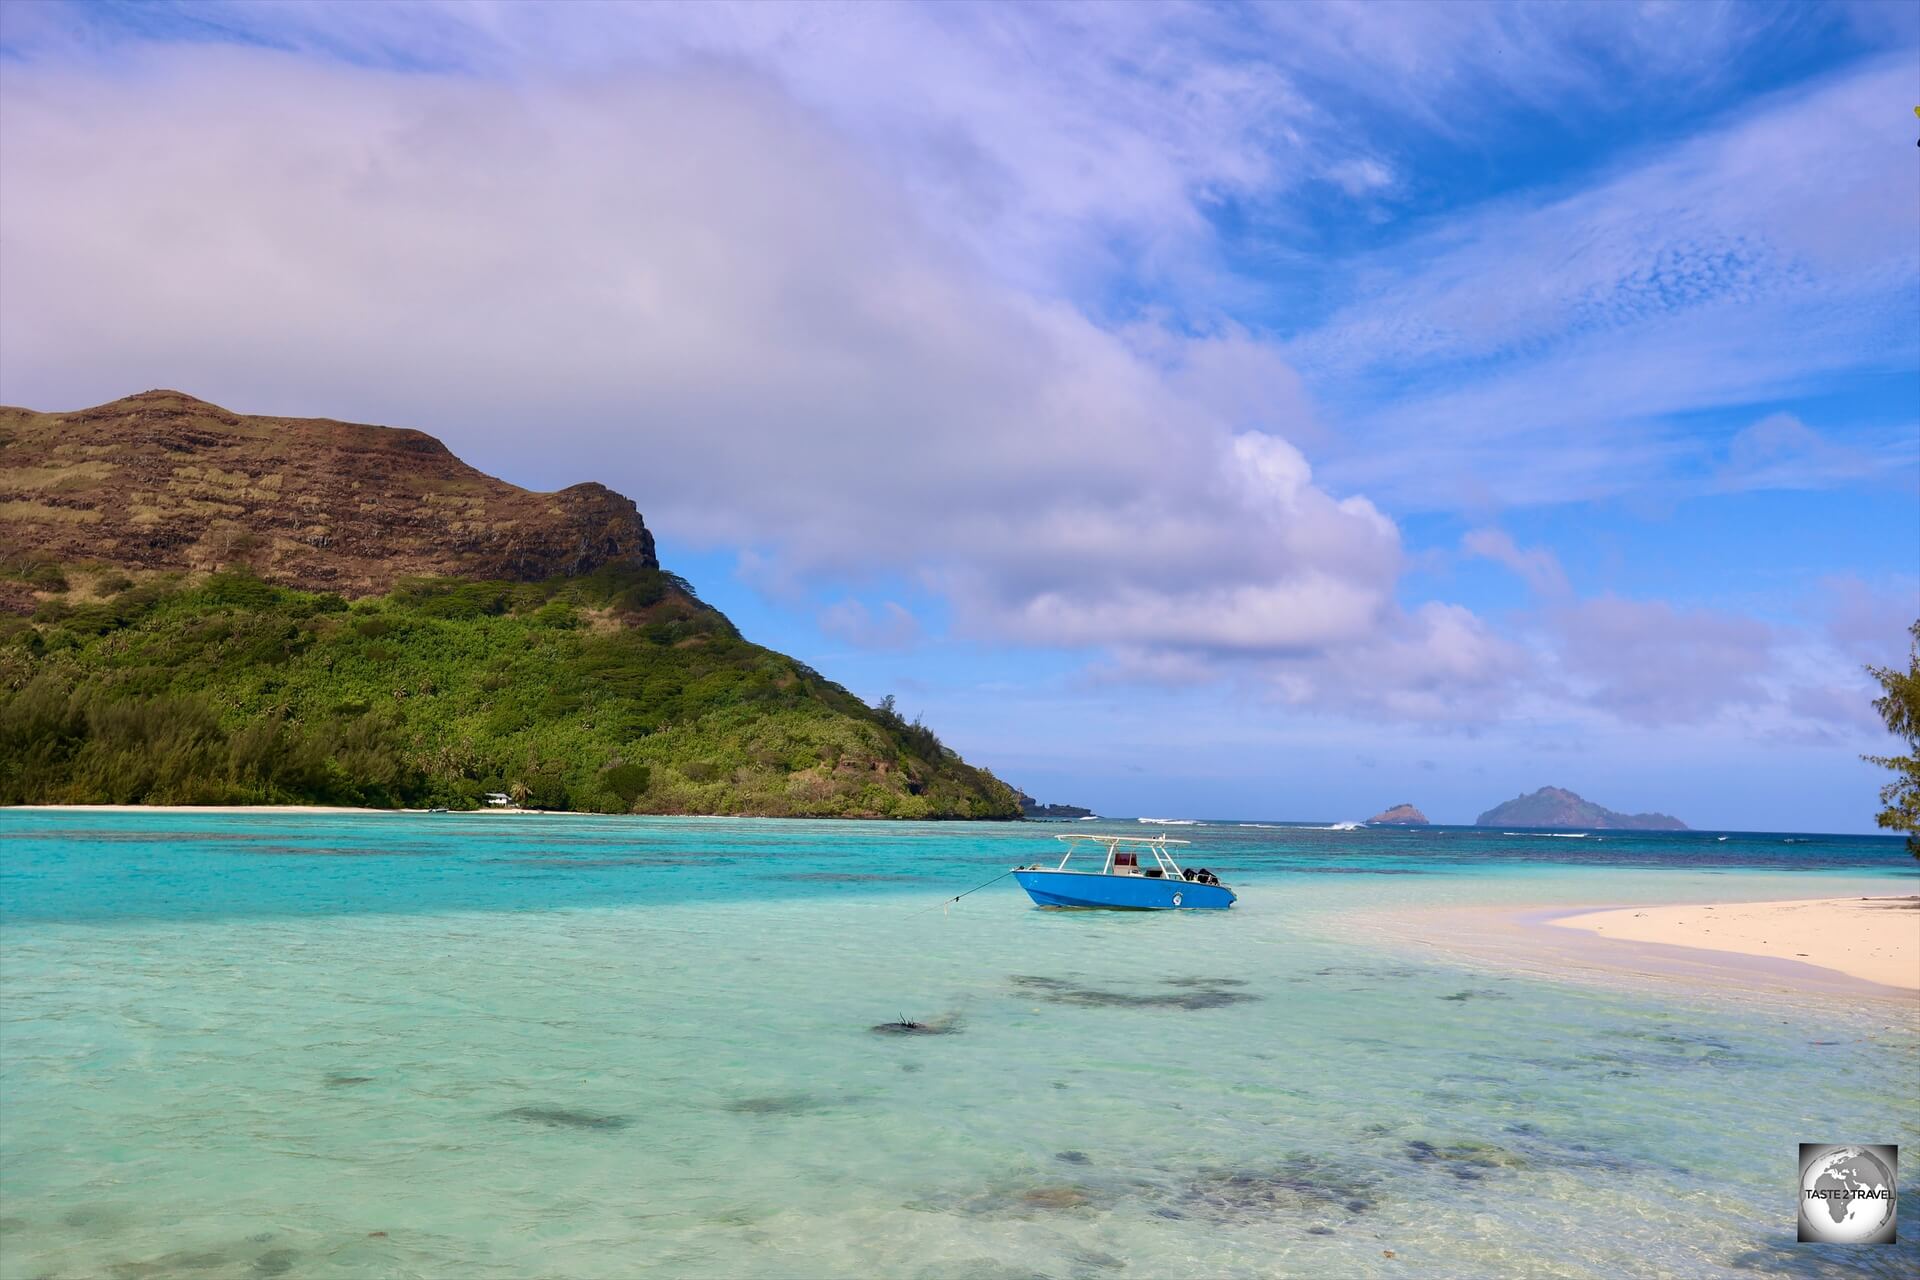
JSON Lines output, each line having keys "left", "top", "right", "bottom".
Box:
{"left": 1, "top": 1, "right": 1915, "bottom": 830}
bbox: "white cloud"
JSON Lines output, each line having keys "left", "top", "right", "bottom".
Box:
{"left": 1256, "top": 601, "right": 1532, "bottom": 725}
{"left": 0, "top": 46, "right": 1404, "bottom": 670}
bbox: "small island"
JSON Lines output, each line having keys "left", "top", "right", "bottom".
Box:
{"left": 1366, "top": 803, "right": 1429, "bottom": 826}
{"left": 1475, "top": 786, "right": 1686, "bottom": 831}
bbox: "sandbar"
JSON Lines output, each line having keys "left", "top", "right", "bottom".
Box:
{"left": 1361, "top": 893, "right": 1919, "bottom": 1003}
{"left": 1550, "top": 896, "right": 1917, "bottom": 992}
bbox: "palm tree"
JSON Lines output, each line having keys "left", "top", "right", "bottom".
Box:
{"left": 1864, "top": 620, "right": 1920, "bottom": 857}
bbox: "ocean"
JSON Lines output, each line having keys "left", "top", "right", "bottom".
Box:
{"left": 1, "top": 811, "right": 1914, "bottom": 1279}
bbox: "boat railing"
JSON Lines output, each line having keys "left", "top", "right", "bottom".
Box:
{"left": 1050, "top": 833, "right": 1191, "bottom": 879}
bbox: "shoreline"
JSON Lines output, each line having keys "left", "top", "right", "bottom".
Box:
{"left": 1361, "top": 894, "right": 1919, "bottom": 1002}
{"left": 4, "top": 803, "right": 396, "bottom": 815}
{"left": 0, "top": 804, "right": 1023, "bottom": 821}
{"left": 1548, "top": 896, "right": 1918, "bottom": 992}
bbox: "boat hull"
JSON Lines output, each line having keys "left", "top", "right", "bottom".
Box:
{"left": 1013, "top": 870, "right": 1235, "bottom": 910}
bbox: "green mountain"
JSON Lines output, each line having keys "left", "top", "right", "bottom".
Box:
{"left": 0, "top": 392, "right": 1019, "bottom": 817}
{"left": 1474, "top": 786, "right": 1686, "bottom": 831}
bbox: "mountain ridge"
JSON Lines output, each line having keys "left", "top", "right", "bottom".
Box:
{"left": 0, "top": 390, "right": 657, "bottom": 604}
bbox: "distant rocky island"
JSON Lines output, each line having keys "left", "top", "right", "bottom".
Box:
{"left": 1018, "top": 792, "right": 1093, "bottom": 820}
{"left": 1475, "top": 786, "right": 1686, "bottom": 831}
{"left": 1366, "top": 803, "right": 1429, "bottom": 826}
{"left": 0, "top": 391, "right": 1020, "bottom": 818}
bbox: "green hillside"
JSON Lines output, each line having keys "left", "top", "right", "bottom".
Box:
{"left": 0, "top": 561, "right": 1020, "bottom": 818}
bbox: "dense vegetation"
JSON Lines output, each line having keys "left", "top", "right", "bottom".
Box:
{"left": 1864, "top": 620, "right": 1920, "bottom": 857}
{"left": 0, "top": 562, "right": 1019, "bottom": 818}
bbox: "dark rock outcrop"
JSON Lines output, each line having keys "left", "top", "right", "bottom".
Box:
{"left": 1366, "top": 803, "right": 1429, "bottom": 826}
{"left": 1018, "top": 790, "right": 1093, "bottom": 819}
{"left": 0, "top": 390, "right": 657, "bottom": 598}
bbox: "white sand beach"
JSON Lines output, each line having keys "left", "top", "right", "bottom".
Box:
{"left": 1366, "top": 892, "right": 1920, "bottom": 1001}
{"left": 1550, "top": 896, "right": 1919, "bottom": 992}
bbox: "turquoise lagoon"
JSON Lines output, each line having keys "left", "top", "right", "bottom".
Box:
{"left": 1, "top": 812, "right": 1915, "bottom": 1279}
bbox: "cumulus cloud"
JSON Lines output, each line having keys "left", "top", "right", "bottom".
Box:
{"left": 0, "top": 45, "right": 1406, "bottom": 671}
{"left": 1261, "top": 601, "right": 1532, "bottom": 724}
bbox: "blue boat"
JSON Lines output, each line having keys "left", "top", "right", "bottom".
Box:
{"left": 1013, "top": 834, "right": 1235, "bottom": 910}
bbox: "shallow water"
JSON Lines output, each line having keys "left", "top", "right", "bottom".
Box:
{"left": 2, "top": 813, "right": 1915, "bottom": 1278}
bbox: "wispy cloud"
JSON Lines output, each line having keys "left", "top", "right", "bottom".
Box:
{"left": 1301, "top": 54, "right": 1918, "bottom": 510}
{"left": 1714, "top": 412, "right": 1912, "bottom": 492}
{"left": 1461, "top": 528, "right": 1569, "bottom": 599}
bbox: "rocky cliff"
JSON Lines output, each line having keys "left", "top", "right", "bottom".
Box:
{"left": 1018, "top": 791, "right": 1094, "bottom": 819}
{"left": 0, "top": 390, "right": 656, "bottom": 603}
{"left": 1366, "top": 803, "right": 1429, "bottom": 826}
{"left": 1474, "top": 786, "right": 1686, "bottom": 831}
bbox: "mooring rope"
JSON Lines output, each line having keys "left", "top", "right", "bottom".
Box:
{"left": 911, "top": 867, "right": 1017, "bottom": 918}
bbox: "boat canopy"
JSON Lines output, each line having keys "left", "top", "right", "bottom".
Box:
{"left": 1049, "top": 833, "right": 1190, "bottom": 877}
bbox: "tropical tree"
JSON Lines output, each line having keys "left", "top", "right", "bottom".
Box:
{"left": 1863, "top": 620, "right": 1920, "bottom": 857}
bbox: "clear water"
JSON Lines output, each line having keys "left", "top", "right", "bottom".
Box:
{"left": 1, "top": 813, "right": 1915, "bottom": 1279}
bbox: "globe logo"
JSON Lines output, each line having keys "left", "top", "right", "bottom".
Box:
{"left": 1799, "top": 1144, "right": 1897, "bottom": 1244}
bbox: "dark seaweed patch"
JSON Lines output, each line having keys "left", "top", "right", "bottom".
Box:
{"left": 1438, "top": 989, "right": 1508, "bottom": 1002}
{"left": 872, "top": 1014, "right": 961, "bottom": 1035}
{"left": 1055, "top": 1150, "right": 1092, "bottom": 1165}
{"left": 927, "top": 1182, "right": 1103, "bottom": 1217}
{"left": 1176, "top": 1159, "right": 1380, "bottom": 1222}
{"left": 1406, "top": 1140, "right": 1525, "bottom": 1179}
{"left": 1010, "top": 974, "right": 1257, "bottom": 1010}
{"left": 324, "top": 1074, "right": 374, "bottom": 1087}
{"left": 253, "top": 1249, "right": 297, "bottom": 1277}
{"left": 499, "top": 1106, "right": 631, "bottom": 1131}
{"left": 724, "top": 1092, "right": 863, "bottom": 1115}
{"left": 1308, "top": 966, "right": 1419, "bottom": 979}
{"left": 109, "top": 1251, "right": 230, "bottom": 1277}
